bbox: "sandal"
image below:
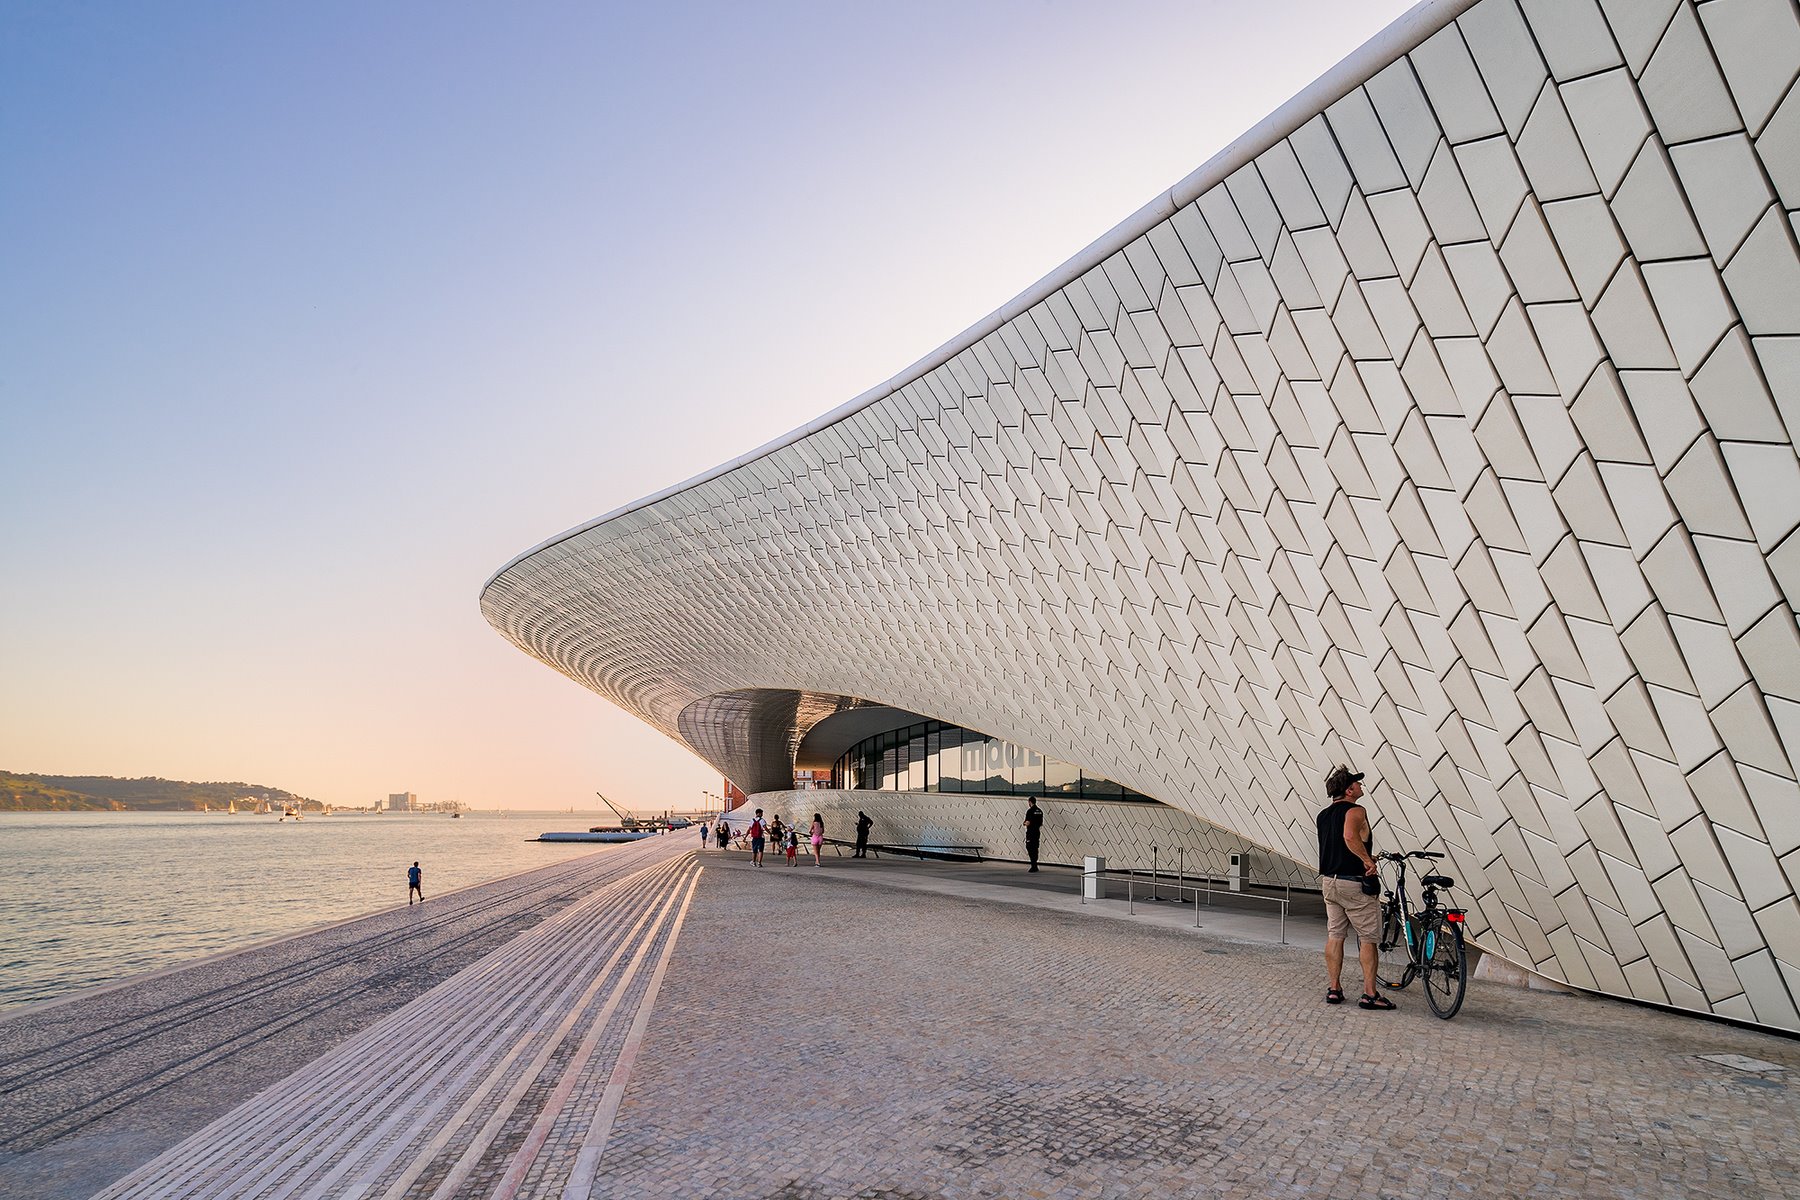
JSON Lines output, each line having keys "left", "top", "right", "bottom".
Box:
{"left": 1358, "top": 993, "right": 1396, "bottom": 1010}
{"left": 1325, "top": 987, "right": 1345, "bottom": 1005}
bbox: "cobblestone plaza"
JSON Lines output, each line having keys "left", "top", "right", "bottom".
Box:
{"left": 602, "top": 853, "right": 1799, "bottom": 1200}
{"left": 9, "top": 842, "right": 1795, "bottom": 1198}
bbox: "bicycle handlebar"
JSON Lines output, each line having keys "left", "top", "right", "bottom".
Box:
{"left": 1375, "top": 850, "right": 1444, "bottom": 861}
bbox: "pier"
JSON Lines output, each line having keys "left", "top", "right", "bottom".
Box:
{"left": 3, "top": 837, "right": 1797, "bottom": 1198}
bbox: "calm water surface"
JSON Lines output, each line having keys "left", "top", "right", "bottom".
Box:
{"left": 0, "top": 811, "right": 634, "bottom": 1011}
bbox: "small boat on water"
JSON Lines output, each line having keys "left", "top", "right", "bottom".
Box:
{"left": 535, "top": 790, "right": 660, "bottom": 843}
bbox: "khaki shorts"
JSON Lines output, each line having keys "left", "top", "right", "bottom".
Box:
{"left": 1321, "top": 876, "right": 1382, "bottom": 942}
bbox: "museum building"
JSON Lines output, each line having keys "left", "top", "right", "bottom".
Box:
{"left": 485, "top": 0, "right": 1800, "bottom": 1032}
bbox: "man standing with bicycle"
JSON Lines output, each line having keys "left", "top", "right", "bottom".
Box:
{"left": 1317, "top": 765, "right": 1394, "bottom": 1010}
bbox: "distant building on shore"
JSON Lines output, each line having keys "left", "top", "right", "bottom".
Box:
{"left": 387, "top": 792, "right": 416, "bottom": 813}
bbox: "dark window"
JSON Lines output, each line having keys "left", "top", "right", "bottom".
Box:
{"left": 879, "top": 731, "right": 901, "bottom": 791}
{"left": 1010, "top": 745, "right": 1045, "bottom": 795}
{"left": 939, "top": 727, "right": 963, "bottom": 792}
{"left": 1082, "top": 771, "right": 1122, "bottom": 798}
{"left": 830, "top": 722, "right": 1145, "bottom": 801}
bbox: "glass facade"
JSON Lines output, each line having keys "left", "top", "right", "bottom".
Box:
{"left": 829, "top": 720, "right": 1152, "bottom": 801}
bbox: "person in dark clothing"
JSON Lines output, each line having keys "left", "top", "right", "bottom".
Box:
{"left": 407, "top": 861, "right": 423, "bottom": 905}
{"left": 1317, "top": 765, "right": 1391, "bottom": 1010}
{"left": 854, "top": 811, "right": 873, "bottom": 857}
{"left": 1023, "top": 799, "right": 1044, "bottom": 871}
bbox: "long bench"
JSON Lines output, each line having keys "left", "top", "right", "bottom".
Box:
{"left": 825, "top": 837, "right": 985, "bottom": 862}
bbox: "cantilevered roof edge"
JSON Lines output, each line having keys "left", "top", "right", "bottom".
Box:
{"left": 482, "top": 0, "right": 1475, "bottom": 598}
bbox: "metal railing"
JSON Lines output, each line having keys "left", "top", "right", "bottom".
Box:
{"left": 1076, "top": 866, "right": 1292, "bottom": 944}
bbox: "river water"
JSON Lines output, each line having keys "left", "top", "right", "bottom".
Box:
{"left": 0, "top": 811, "right": 656, "bottom": 1012}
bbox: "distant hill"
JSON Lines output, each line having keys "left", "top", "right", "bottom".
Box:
{"left": 0, "top": 771, "right": 317, "bottom": 812}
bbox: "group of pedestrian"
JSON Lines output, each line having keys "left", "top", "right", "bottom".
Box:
{"left": 702, "top": 806, "right": 841, "bottom": 867}
{"left": 701, "top": 815, "right": 741, "bottom": 854}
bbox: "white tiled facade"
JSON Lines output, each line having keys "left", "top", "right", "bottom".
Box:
{"left": 485, "top": 0, "right": 1800, "bottom": 1031}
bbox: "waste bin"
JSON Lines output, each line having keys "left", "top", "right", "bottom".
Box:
{"left": 1228, "top": 851, "right": 1248, "bottom": 892}
{"left": 1083, "top": 855, "right": 1106, "bottom": 900}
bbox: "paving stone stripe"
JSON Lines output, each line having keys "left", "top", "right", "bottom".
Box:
{"left": 557, "top": 865, "right": 700, "bottom": 1200}
{"left": 444, "top": 869, "right": 697, "bottom": 1200}
{"left": 120, "top": 860, "right": 677, "bottom": 1199}
{"left": 301, "top": 865, "right": 686, "bottom": 1200}
{"left": 0, "top": 843, "right": 669, "bottom": 1180}
{"left": 87, "top": 842, "right": 699, "bottom": 1200}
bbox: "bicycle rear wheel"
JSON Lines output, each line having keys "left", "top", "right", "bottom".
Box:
{"left": 1376, "top": 901, "right": 1415, "bottom": 990}
{"left": 1422, "top": 917, "right": 1467, "bottom": 1019}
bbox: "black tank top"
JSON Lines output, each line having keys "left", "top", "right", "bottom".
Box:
{"left": 1317, "top": 801, "right": 1366, "bottom": 875}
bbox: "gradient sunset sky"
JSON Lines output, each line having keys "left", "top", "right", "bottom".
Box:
{"left": 2, "top": 0, "right": 1413, "bottom": 812}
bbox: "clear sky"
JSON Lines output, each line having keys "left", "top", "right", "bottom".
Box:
{"left": 1, "top": 0, "right": 1414, "bottom": 813}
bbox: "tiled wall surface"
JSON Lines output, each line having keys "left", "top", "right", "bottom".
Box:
{"left": 485, "top": 0, "right": 1800, "bottom": 1030}
{"left": 748, "top": 789, "right": 1319, "bottom": 890}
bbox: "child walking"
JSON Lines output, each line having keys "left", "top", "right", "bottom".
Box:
{"left": 785, "top": 828, "right": 799, "bottom": 865}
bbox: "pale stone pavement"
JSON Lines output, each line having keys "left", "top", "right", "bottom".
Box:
{"left": 599, "top": 850, "right": 1798, "bottom": 1199}
{"left": 4, "top": 844, "right": 1797, "bottom": 1198}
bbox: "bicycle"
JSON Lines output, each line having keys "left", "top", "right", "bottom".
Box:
{"left": 1374, "top": 850, "right": 1469, "bottom": 1019}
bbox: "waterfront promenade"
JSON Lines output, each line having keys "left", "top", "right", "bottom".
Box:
{"left": 4, "top": 836, "right": 1797, "bottom": 1198}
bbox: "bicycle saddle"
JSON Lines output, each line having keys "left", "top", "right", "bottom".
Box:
{"left": 1423, "top": 874, "right": 1455, "bottom": 888}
